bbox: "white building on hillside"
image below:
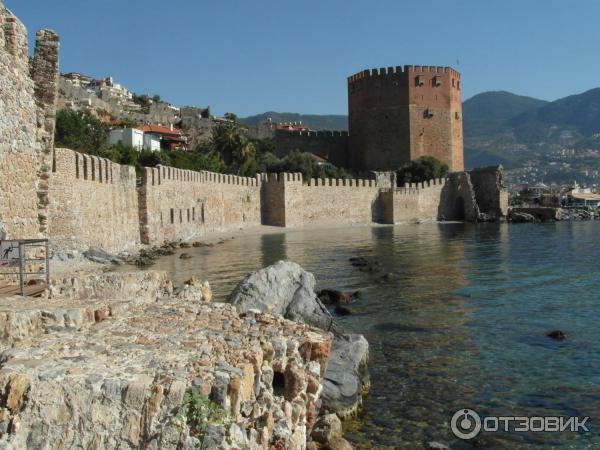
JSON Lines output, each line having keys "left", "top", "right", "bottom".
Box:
{"left": 143, "top": 133, "right": 161, "bottom": 151}
{"left": 110, "top": 128, "right": 161, "bottom": 152}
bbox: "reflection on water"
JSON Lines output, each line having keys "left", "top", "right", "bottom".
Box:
{"left": 134, "top": 222, "right": 600, "bottom": 449}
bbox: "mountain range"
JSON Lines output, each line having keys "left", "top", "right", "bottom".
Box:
{"left": 240, "top": 88, "right": 600, "bottom": 170}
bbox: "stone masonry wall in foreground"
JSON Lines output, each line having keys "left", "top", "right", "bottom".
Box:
{"left": 0, "top": 8, "right": 40, "bottom": 239}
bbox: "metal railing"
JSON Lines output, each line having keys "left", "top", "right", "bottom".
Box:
{"left": 0, "top": 239, "right": 49, "bottom": 296}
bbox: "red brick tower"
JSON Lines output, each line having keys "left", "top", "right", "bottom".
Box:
{"left": 347, "top": 65, "right": 463, "bottom": 172}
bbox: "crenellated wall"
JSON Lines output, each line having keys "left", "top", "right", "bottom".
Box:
{"left": 48, "top": 148, "right": 140, "bottom": 252}
{"left": 139, "top": 166, "right": 262, "bottom": 244}
{"left": 380, "top": 179, "right": 448, "bottom": 223}
{"left": 0, "top": 4, "right": 506, "bottom": 253}
{"left": 302, "top": 176, "right": 380, "bottom": 225}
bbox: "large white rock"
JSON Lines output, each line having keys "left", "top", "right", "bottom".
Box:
{"left": 228, "top": 260, "right": 337, "bottom": 332}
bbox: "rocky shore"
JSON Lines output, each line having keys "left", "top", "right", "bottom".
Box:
{"left": 0, "top": 258, "right": 367, "bottom": 449}
{"left": 0, "top": 269, "right": 334, "bottom": 449}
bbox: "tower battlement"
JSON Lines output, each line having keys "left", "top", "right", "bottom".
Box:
{"left": 348, "top": 65, "right": 461, "bottom": 84}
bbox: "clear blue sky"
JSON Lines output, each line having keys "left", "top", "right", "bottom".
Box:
{"left": 6, "top": 0, "right": 600, "bottom": 116}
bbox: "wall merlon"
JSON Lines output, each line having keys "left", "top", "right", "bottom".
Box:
{"left": 2, "top": 9, "right": 28, "bottom": 62}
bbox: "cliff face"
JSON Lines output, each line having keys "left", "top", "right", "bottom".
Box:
{"left": 0, "top": 272, "right": 331, "bottom": 449}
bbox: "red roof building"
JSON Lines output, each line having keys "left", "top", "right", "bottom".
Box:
{"left": 138, "top": 124, "right": 187, "bottom": 151}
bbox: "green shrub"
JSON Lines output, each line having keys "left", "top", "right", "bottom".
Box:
{"left": 396, "top": 156, "right": 449, "bottom": 186}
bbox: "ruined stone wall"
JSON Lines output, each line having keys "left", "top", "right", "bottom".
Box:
{"left": 0, "top": 8, "right": 39, "bottom": 238}
{"left": 48, "top": 148, "right": 140, "bottom": 252}
{"left": 0, "top": 270, "right": 332, "bottom": 449}
{"left": 468, "top": 166, "right": 509, "bottom": 220}
{"left": 140, "top": 167, "right": 262, "bottom": 244}
{"left": 0, "top": 4, "right": 59, "bottom": 240}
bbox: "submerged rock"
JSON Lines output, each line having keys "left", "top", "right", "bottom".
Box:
{"left": 334, "top": 305, "right": 353, "bottom": 316}
{"left": 547, "top": 330, "right": 567, "bottom": 340}
{"left": 317, "top": 289, "right": 353, "bottom": 305}
{"left": 321, "top": 333, "right": 370, "bottom": 419}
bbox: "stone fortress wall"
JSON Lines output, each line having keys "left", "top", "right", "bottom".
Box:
{"left": 0, "top": 1, "right": 507, "bottom": 255}
{"left": 139, "top": 166, "right": 262, "bottom": 245}
{"left": 48, "top": 148, "right": 140, "bottom": 251}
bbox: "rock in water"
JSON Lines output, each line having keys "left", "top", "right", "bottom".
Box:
{"left": 228, "top": 260, "right": 369, "bottom": 418}
{"left": 311, "top": 413, "right": 342, "bottom": 443}
{"left": 321, "top": 333, "right": 370, "bottom": 419}
{"left": 228, "top": 260, "right": 336, "bottom": 332}
{"left": 334, "top": 305, "right": 353, "bottom": 316}
{"left": 83, "top": 247, "right": 124, "bottom": 265}
{"left": 547, "top": 330, "right": 567, "bottom": 340}
{"left": 317, "top": 289, "right": 353, "bottom": 305}
{"left": 509, "top": 211, "right": 537, "bottom": 223}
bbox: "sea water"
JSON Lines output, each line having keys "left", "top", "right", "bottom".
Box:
{"left": 145, "top": 222, "right": 600, "bottom": 449}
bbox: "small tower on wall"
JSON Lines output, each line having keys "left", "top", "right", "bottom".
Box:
{"left": 347, "top": 65, "right": 463, "bottom": 172}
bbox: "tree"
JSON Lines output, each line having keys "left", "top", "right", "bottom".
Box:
{"left": 152, "top": 94, "right": 161, "bottom": 103}
{"left": 210, "top": 122, "right": 256, "bottom": 175}
{"left": 395, "top": 156, "right": 449, "bottom": 186}
{"left": 223, "top": 112, "right": 237, "bottom": 122}
{"left": 55, "top": 109, "right": 109, "bottom": 154}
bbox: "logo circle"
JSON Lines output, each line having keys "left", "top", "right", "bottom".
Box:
{"left": 451, "top": 408, "right": 482, "bottom": 440}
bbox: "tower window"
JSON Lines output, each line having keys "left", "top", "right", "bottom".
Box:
{"left": 433, "top": 76, "right": 441, "bottom": 87}
{"left": 455, "top": 112, "right": 460, "bottom": 120}
{"left": 424, "top": 108, "right": 434, "bottom": 118}
{"left": 415, "top": 75, "right": 424, "bottom": 86}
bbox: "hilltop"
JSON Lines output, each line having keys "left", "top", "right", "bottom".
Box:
{"left": 239, "top": 111, "right": 348, "bottom": 131}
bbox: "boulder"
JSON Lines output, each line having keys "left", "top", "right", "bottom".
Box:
{"left": 321, "top": 334, "right": 369, "bottom": 419}
{"left": 311, "top": 413, "right": 342, "bottom": 444}
{"left": 322, "top": 436, "right": 354, "bottom": 450}
{"left": 228, "top": 261, "right": 337, "bottom": 332}
{"left": 509, "top": 211, "right": 537, "bottom": 223}
{"left": 83, "top": 247, "right": 124, "bottom": 265}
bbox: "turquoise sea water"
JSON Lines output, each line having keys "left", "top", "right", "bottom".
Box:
{"left": 146, "top": 222, "right": 600, "bottom": 449}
